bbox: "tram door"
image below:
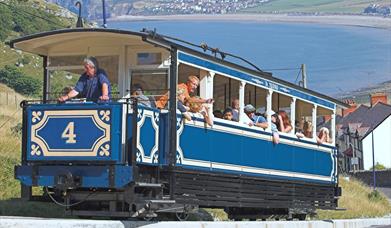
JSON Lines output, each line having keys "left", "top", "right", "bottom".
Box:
{"left": 129, "top": 68, "right": 169, "bottom": 165}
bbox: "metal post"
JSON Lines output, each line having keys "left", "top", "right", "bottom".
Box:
{"left": 168, "top": 47, "right": 178, "bottom": 200}
{"left": 42, "top": 56, "right": 48, "bottom": 102}
{"left": 301, "top": 64, "right": 307, "bottom": 89}
{"left": 102, "top": 0, "right": 107, "bottom": 28}
{"left": 372, "top": 131, "right": 376, "bottom": 190}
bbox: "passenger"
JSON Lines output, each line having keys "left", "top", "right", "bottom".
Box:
{"left": 213, "top": 110, "right": 223, "bottom": 119}
{"left": 316, "top": 127, "right": 331, "bottom": 144}
{"left": 243, "top": 104, "right": 268, "bottom": 129}
{"left": 155, "top": 75, "right": 213, "bottom": 109}
{"left": 131, "top": 84, "right": 153, "bottom": 107}
{"left": 58, "top": 56, "right": 111, "bottom": 102}
{"left": 230, "top": 98, "right": 240, "bottom": 121}
{"left": 177, "top": 87, "right": 191, "bottom": 121}
{"left": 223, "top": 108, "right": 234, "bottom": 121}
{"left": 185, "top": 96, "right": 213, "bottom": 126}
{"left": 277, "top": 110, "right": 292, "bottom": 133}
{"left": 296, "top": 121, "right": 313, "bottom": 139}
{"left": 270, "top": 111, "right": 280, "bottom": 144}
{"left": 156, "top": 75, "right": 214, "bottom": 126}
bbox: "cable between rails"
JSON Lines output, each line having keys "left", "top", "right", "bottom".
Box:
{"left": 45, "top": 186, "right": 95, "bottom": 207}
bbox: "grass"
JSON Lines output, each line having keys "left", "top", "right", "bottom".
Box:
{"left": 0, "top": 86, "right": 66, "bottom": 217}
{"left": 240, "top": 0, "right": 391, "bottom": 14}
{"left": 316, "top": 176, "right": 391, "bottom": 219}
{"left": 0, "top": 42, "right": 43, "bottom": 82}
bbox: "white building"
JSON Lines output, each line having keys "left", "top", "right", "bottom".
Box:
{"left": 362, "top": 113, "right": 391, "bottom": 170}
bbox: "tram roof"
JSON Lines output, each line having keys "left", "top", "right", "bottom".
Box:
{"left": 9, "top": 28, "right": 349, "bottom": 109}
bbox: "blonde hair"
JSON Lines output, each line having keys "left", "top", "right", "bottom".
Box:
{"left": 188, "top": 75, "right": 199, "bottom": 82}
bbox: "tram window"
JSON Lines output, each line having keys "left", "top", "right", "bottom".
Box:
{"left": 47, "top": 69, "right": 83, "bottom": 100}
{"left": 213, "top": 74, "right": 240, "bottom": 119}
{"left": 316, "top": 106, "right": 333, "bottom": 144}
{"left": 131, "top": 69, "right": 168, "bottom": 97}
{"left": 48, "top": 56, "right": 85, "bottom": 67}
{"left": 47, "top": 55, "right": 120, "bottom": 99}
{"left": 244, "top": 84, "right": 267, "bottom": 116}
{"left": 272, "top": 92, "right": 293, "bottom": 133}
{"left": 178, "top": 64, "right": 200, "bottom": 96}
{"left": 295, "top": 100, "right": 314, "bottom": 139}
{"left": 137, "top": 53, "right": 162, "bottom": 65}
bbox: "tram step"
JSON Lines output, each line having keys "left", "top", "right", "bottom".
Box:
{"left": 148, "top": 199, "right": 176, "bottom": 204}
{"left": 135, "top": 182, "right": 163, "bottom": 188}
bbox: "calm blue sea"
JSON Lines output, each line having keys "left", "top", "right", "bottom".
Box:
{"left": 109, "top": 20, "right": 391, "bottom": 96}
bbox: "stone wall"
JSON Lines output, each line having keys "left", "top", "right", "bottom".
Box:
{"left": 351, "top": 170, "right": 391, "bottom": 187}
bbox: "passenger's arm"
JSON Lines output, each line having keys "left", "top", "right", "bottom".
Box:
{"left": 255, "top": 121, "right": 268, "bottom": 129}
{"left": 59, "top": 89, "right": 79, "bottom": 102}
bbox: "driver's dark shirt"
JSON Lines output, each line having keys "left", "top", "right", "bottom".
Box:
{"left": 74, "top": 69, "right": 111, "bottom": 102}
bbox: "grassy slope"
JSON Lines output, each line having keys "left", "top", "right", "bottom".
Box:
{"left": 317, "top": 177, "right": 391, "bottom": 219}
{"left": 0, "top": 85, "right": 66, "bottom": 217}
{"left": 241, "top": 0, "right": 391, "bottom": 13}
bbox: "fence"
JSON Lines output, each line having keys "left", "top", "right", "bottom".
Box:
{"left": 0, "top": 91, "right": 25, "bottom": 107}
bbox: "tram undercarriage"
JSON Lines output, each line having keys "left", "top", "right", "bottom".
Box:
{"left": 41, "top": 166, "right": 340, "bottom": 221}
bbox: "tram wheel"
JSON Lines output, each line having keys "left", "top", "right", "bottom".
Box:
{"left": 175, "top": 212, "right": 189, "bottom": 221}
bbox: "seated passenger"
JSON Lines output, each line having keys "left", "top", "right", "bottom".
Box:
{"left": 296, "top": 121, "right": 313, "bottom": 139}
{"left": 131, "top": 84, "right": 153, "bottom": 107}
{"left": 185, "top": 96, "right": 213, "bottom": 126}
{"left": 223, "top": 108, "right": 234, "bottom": 121}
{"left": 316, "top": 127, "right": 331, "bottom": 144}
{"left": 155, "top": 75, "right": 213, "bottom": 109}
{"left": 230, "top": 98, "right": 240, "bottom": 121}
{"left": 243, "top": 104, "right": 268, "bottom": 129}
{"left": 277, "top": 110, "right": 292, "bottom": 133}
{"left": 58, "top": 57, "right": 111, "bottom": 102}
{"left": 270, "top": 111, "right": 280, "bottom": 144}
{"left": 156, "top": 75, "right": 213, "bottom": 126}
{"left": 213, "top": 110, "right": 223, "bottom": 119}
{"left": 177, "top": 87, "right": 191, "bottom": 121}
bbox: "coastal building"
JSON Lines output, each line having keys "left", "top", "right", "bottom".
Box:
{"left": 335, "top": 94, "right": 391, "bottom": 172}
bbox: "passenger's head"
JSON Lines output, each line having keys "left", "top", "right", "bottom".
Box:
{"left": 278, "top": 110, "right": 291, "bottom": 127}
{"left": 83, "top": 56, "right": 99, "bottom": 77}
{"left": 186, "top": 75, "right": 200, "bottom": 93}
{"left": 223, "top": 108, "right": 233, "bottom": 121}
{"left": 177, "top": 87, "right": 186, "bottom": 102}
{"left": 213, "top": 110, "right": 223, "bottom": 118}
{"left": 318, "top": 127, "right": 330, "bottom": 142}
{"left": 231, "top": 98, "right": 239, "bottom": 110}
{"left": 303, "top": 121, "right": 313, "bottom": 138}
{"left": 244, "top": 104, "right": 256, "bottom": 118}
{"left": 131, "top": 84, "right": 144, "bottom": 96}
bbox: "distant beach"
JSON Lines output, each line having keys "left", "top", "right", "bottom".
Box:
{"left": 110, "top": 14, "right": 391, "bottom": 30}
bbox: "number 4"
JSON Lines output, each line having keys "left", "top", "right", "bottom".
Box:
{"left": 62, "top": 122, "right": 76, "bottom": 144}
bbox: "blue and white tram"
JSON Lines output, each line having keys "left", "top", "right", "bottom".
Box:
{"left": 11, "top": 28, "right": 348, "bottom": 220}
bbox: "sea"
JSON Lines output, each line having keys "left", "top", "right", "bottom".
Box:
{"left": 109, "top": 20, "right": 391, "bottom": 96}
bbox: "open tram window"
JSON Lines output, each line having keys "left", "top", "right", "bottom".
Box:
{"left": 130, "top": 69, "right": 168, "bottom": 108}
{"left": 295, "top": 99, "right": 315, "bottom": 140}
{"left": 244, "top": 85, "right": 267, "bottom": 115}
{"left": 47, "top": 55, "right": 119, "bottom": 100}
{"left": 272, "top": 92, "right": 294, "bottom": 134}
{"left": 178, "top": 63, "right": 201, "bottom": 97}
{"left": 213, "top": 74, "right": 240, "bottom": 121}
{"left": 316, "top": 106, "right": 334, "bottom": 144}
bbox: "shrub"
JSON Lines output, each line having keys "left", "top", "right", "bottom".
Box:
{"left": 370, "top": 162, "right": 387, "bottom": 171}
{"left": 0, "top": 65, "right": 41, "bottom": 97}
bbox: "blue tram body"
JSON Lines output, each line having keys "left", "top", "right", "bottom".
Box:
{"left": 11, "top": 28, "right": 347, "bottom": 220}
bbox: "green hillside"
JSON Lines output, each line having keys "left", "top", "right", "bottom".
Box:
{"left": 0, "top": 0, "right": 76, "bottom": 98}
{"left": 241, "top": 0, "right": 390, "bottom": 14}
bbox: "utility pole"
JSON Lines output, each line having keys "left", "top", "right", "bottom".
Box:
{"left": 102, "top": 0, "right": 107, "bottom": 28}
{"left": 301, "top": 64, "right": 307, "bottom": 89}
